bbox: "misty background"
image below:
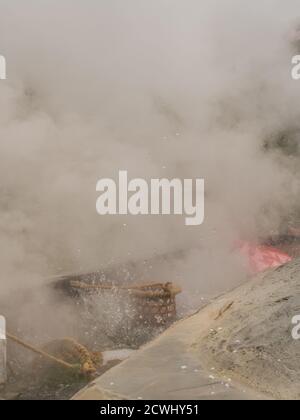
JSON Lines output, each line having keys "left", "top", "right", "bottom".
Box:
{"left": 0, "top": 0, "right": 300, "bottom": 335}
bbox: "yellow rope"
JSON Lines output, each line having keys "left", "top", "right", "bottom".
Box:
{"left": 7, "top": 332, "right": 77, "bottom": 371}
{"left": 7, "top": 333, "right": 99, "bottom": 375}
{"left": 70, "top": 280, "right": 182, "bottom": 298}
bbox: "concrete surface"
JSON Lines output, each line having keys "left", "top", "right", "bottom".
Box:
{"left": 74, "top": 258, "right": 300, "bottom": 400}
{"left": 73, "top": 295, "right": 268, "bottom": 400}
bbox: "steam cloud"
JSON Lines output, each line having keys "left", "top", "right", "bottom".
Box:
{"left": 0, "top": 0, "right": 300, "bottom": 332}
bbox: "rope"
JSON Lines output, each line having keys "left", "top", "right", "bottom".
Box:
{"left": 58, "top": 337, "right": 101, "bottom": 374}
{"left": 70, "top": 281, "right": 182, "bottom": 298}
{"left": 7, "top": 333, "right": 100, "bottom": 375}
{"left": 7, "top": 332, "right": 77, "bottom": 371}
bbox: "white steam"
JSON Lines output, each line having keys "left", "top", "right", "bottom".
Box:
{"left": 0, "top": 0, "right": 299, "bottom": 307}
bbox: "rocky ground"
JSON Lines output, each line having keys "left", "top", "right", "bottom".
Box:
{"left": 194, "top": 258, "right": 300, "bottom": 399}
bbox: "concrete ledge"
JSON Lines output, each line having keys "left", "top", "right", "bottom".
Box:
{"left": 73, "top": 387, "right": 127, "bottom": 401}
{"left": 72, "top": 294, "right": 267, "bottom": 400}
{"left": 73, "top": 259, "right": 300, "bottom": 400}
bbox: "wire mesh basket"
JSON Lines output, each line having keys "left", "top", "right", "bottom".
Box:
{"left": 68, "top": 280, "right": 182, "bottom": 327}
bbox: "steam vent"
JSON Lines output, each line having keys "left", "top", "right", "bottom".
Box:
{"left": 2, "top": 0, "right": 300, "bottom": 402}
{"left": 74, "top": 259, "right": 300, "bottom": 400}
